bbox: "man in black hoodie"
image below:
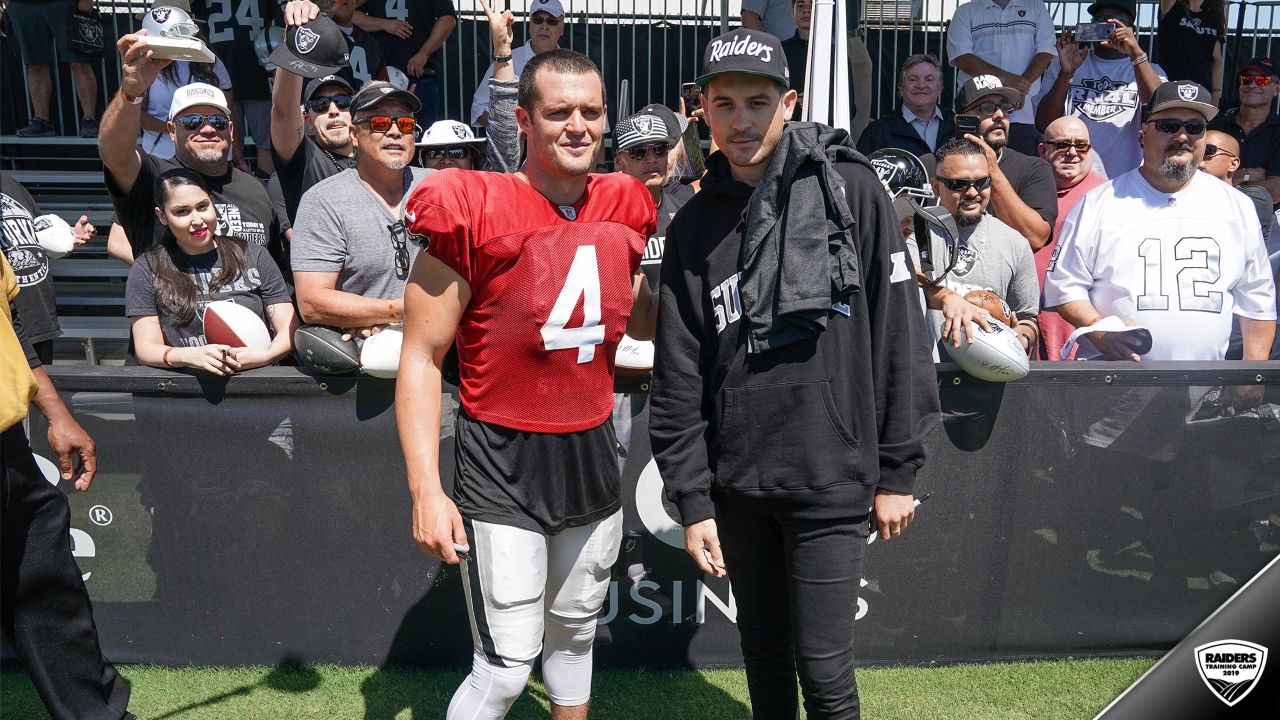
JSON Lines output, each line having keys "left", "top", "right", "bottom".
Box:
{"left": 650, "top": 28, "right": 940, "bottom": 720}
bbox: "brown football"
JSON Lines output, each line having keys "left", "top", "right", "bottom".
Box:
{"left": 964, "top": 289, "right": 1016, "bottom": 328}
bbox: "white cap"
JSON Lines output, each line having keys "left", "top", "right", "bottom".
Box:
{"left": 530, "top": 0, "right": 565, "bottom": 17}
{"left": 169, "top": 82, "right": 230, "bottom": 120}
{"left": 416, "top": 120, "right": 487, "bottom": 148}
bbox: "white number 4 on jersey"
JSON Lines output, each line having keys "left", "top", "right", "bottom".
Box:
{"left": 541, "top": 246, "right": 606, "bottom": 363}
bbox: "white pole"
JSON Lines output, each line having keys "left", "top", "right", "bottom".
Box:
{"left": 804, "top": 0, "right": 834, "bottom": 124}
{"left": 832, "top": 0, "right": 850, "bottom": 131}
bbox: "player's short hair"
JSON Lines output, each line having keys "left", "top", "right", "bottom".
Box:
{"left": 518, "top": 49, "right": 606, "bottom": 113}
{"left": 898, "top": 53, "right": 941, "bottom": 88}
{"left": 934, "top": 137, "right": 986, "bottom": 166}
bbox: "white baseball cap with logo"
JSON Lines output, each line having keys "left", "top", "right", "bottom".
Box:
{"left": 169, "top": 82, "right": 231, "bottom": 120}
{"left": 530, "top": 0, "right": 565, "bottom": 17}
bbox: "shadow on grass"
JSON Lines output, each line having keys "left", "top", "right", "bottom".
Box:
{"left": 148, "top": 656, "right": 321, "bottom": 720}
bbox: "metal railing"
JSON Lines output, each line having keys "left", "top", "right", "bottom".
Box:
{"left": 0, "top": 0, "right": 1275, "bottom": 142}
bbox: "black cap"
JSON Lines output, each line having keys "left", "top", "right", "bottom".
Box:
{"left": 616, "top": 104, "right": 686, "bottom": 150}
{"left": 697, "top": 29, "right": 789, "bottom": 88}
{"left": 304, "top": 74, "right": 354, "bottom": 101}
{"left": 350, "top": 80, "right": 421, "bottom": 114}
{"left": 1086, "top": 0, "right": 1137, "bottom": 19}
{"left": 1239, "top": 56, "right": 1278, "bottom": 77}
{"left": 955, "top": 74, "right": 1024, "bottom": 113}
{"left": 269, "top": 15, "right": 350, "bottom": 79}
{"left": 1144, "top": 80, "right": 1218, "bottom": 121}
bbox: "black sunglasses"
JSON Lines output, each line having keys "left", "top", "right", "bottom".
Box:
{"left": 936, "top": 175, "right": 992, "bottom": 192}
{"left": 530, "top": 13, "right": 561, "bottom": 25}
{"left": 306, "top": 94, "right": 353, "bottom": 113}
{"left": 176, "top": 112, "right": 230, "bottom": 131}
{"left": 1045, "top": 139, "right": 1091, "bottom": 153}
{"left": 624, "top": 142, "right": 673, "bottom": 161}
{"left": 1146, "top": 118, "right": 1207, "bottom": 135}
{"left": 972, "top": 101, "right": 1014, "bottom": 117}
{"left": 1203, "top": 143, "right": 1237, "bottom": 159}
{"left": 422, "top": 147, "right": 473, "bottom": 160}
{"left": 357, "top": 115, "right": 418, "bottom": 135}
{"left": 388, "top": 220, "right": 411, "bottom": 276}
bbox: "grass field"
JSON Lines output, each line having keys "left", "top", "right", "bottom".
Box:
{"left": 1, "top": 657, "right": 1155, "bottom": 719}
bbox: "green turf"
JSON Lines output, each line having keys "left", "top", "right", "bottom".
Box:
{"left": 0, "top": 658, "right": 1154, "bottom": 719}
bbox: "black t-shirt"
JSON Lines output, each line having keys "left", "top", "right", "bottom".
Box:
{"left": 108, "top": 153, "right": 281, "bottom": 261}
{"left": 267, "top": 173, "right": 290, "bottom": 232}
{"left": 271, "top": 138, "right": 358, "bottom": 226}
{"left": 0, "top": 176, "right": 59, "bottom": 344}
{"left": 640, "top": 183, "right": 694, "bottom": 288}
{"left": 363, "top": 0, "right": 457, "bottom": 74}
{"left": 782, "top": 33, "right": 808, "bottom": 92}
{"left": 1157, "top": 2, "right": 1223, "bottom": 90}
{"left": 125, "top": 240, "right": 291, "bottom": 348}
{"left": 1210, "top": 110, "right": 1280, "bottom": 184}
{"left": 453, "top": 407, "right": 621, "bottom": 535}
{"left": 192, "top": 0, "right": 283, "bottom": 101}
{"left": 338, "top": 25, "right": 386, "bottom": 86}
{"left": 921, "top": 147, "right": 1059, "bottom": 230}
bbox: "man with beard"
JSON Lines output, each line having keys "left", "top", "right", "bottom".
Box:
{"left": 291, "top": 81, "right": 432, "bottom": 339}
{"left": 1036, "top": 117, "right": 1106, "bottom": 359}
{"left": 1033, "top": 0, "right": 1165, "bottom": 179}
{"left": 399, "top": 48, "right": 656, "bottom": 718}
{"left": 926, "top": 75, "right": 1058, "bottom": 251}
{"left": 1045, "top": 80, "right": 1276, "bottom": 362}
{"left": 99, "top": 34, "right": 280, "bottom": 265}
{"left": 920, "top": 137, "right": 1040, "bottom": 357}
{"left": 271, "top": 72, "right": 358, "bottom": 227}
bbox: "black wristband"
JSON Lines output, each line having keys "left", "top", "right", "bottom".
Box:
{"left": 493, "top": 54, "right": 513, "bottom": 62}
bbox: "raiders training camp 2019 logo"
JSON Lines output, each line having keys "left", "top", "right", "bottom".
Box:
{"left": 295, "top": 27, "right": 321, "bottom": 55}
{"left": 1194, "top": 640, "right": 1268, "bottom": 706}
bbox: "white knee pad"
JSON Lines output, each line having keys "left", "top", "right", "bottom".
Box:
{"left": 446, "top": 652, "right": 534, "bottom": 720}
{"left": 542, "top": 613, "right": 597, "bottom": 707}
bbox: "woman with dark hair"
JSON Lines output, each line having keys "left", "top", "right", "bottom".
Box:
{"left": 126, "top": 170, "right": 295, "bottom": 374}
{"left": 1158, "top": 0, "right": 1227, "bottom": 105}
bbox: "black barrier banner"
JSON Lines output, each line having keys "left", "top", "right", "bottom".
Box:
{"left": 4, "top": 364, "right": 1279, "bottom": 669}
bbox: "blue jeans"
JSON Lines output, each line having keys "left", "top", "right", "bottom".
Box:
{"left": 414, "top": 76, "right": 441, "bottom": 127}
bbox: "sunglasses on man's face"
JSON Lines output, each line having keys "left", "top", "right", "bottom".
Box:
{"left": 972, "top": 101, "right": 1014, "bottom": 117}
{"left": 1046, "top": 139, "right": 1091, "bottom": 153}
{"left": 936, "top": 175, "right": 992, "bottom": 192}
{"left": 624, "top": 142, "right": 673, "bottom": 161}
{"left": 423, "top": 147, "right": 472, "bottom": 160}
{"left": 1146, "top": 118, "right": 1207, "bottom": 135}
{"left": 530, "top": 13, "right": 561, "bottom": 25}
{"left": 1239, "top": 73, "right": 1275, "bottom": 87}
{"left": 306, "top": 94, "right": 353, "bottom": 114}
{"left": 176, "top": 112, "right": 230, "bottom": 132}
{"left": 1203, "top": 143, "right": 1238, "bottom": 160}
{"left": 356, "top": 115, "right": 418, "bottom": 135}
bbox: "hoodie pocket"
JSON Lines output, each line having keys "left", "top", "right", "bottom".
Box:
{"left": 713, "top": 381, "right": 862, "bottom": 492}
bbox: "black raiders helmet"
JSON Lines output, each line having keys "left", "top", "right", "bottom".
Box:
{"left": 868, "top": 147, "right": 934, "bottom": 205}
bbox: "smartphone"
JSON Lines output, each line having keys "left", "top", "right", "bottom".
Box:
{"left": 955, "top": 114, "right": 981, "bottom": 137}
{"left": 1074, "top": 22, "right": 1115, "bottom": 42}
{"left": 681, "top": 82, "right": 701, "bottom": 114}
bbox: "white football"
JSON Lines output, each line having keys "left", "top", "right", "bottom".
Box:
{"left": 950, "top": 320, "right": 1029, "bottom": 382}
{"left": 33, "top": 214, "right": 75, "bottom": 259}
{"left": 203, "top": 300, "right": 272, "bottom": 350}
{"left": 614, "top": 334, "right": 654, "bottom": 370}
{"left": 359, "top": 326, "right": 403, "bottom": 378}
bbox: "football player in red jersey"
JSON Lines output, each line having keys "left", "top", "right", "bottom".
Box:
{"left": 398, "top": 48, "right": 657, "bottom": 720}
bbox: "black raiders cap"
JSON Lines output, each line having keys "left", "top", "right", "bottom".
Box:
{"left": 696, "top": 28, "right": 789, "bottom": 88}
{"left": 615, "top": 104, "right": 687, "bottom": 150}
{"left": 269, "top": 15, "right": 350, "bottom": 79}
{"left": 303, "top": 74, "right": 354, "bottom": 101}
{"left": 1086, "top": 0, "right": 1137, "bottom": 19}
{"left": 955, "top": 74, "right": 1024, "bottom": 113}
{"left": 1144, "top": 80, "right": 1218, "bottom": 121}
{"left": 350, "top": 80, "right": 422, "bottom": 114}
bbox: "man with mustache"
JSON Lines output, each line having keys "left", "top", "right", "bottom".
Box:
{"left": 290, "top": 81, "right": 432, "bottom": 340}
{"left": 99, "top": 35, "right": 280, "bottom": 266}
{"left": 1045, "top": 80, "right": 1276, "bottom": 364}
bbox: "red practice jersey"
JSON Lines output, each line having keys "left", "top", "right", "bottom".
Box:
{"left": 405, "top": 170, "right": 657, "bottom": 433}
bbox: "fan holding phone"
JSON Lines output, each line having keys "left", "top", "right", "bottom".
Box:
{"left": 1033, "top": 0, "right": 1167, "bottom": 179}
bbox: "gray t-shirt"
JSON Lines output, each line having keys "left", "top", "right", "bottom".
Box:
{"left": 742, "top": 0, "right": 799, "bottom": 41}
{"left": 290, "top": 166, "right": 432, "bottom": 299}
{"left": 125, "top": 241, "right": 291, "bottom": 348}
{"left": 921, "top": 213, "right": 1039, "bottom": 354}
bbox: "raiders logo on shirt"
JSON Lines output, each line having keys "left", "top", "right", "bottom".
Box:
{"left": 0, "top": 193, "right": 49, "bottom": 287}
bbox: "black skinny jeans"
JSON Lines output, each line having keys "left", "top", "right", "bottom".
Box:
{"left": 717, "top": 499, "right": 871, "bottom": 720}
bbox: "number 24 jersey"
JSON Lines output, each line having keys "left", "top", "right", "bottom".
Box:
{"left": 405, "top": 170, "right": 657, "bottom": 433}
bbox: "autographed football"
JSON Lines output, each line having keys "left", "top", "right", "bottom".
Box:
{"left": 294, "top": 325, "right": 360, "bottom": 375}
{"left": 950, "top": 320, "right": 1029, "bottom": 382}
{"left": 203, "top": 301, "right": 271, "bottom": 350}
{"left": 964, "top": 289, "right": 1016, "bottom": 328}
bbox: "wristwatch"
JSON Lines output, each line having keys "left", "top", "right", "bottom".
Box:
{"left": 121, "top": 88, "right": 144, "bottom": 105}
{"left": 493, "top": 53, "right": 513, "bottom": 63}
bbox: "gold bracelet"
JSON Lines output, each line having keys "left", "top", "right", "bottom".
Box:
{"left": 162, "top": 347, "right": 175, "bottom": 368}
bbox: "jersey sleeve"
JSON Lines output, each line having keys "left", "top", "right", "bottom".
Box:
{"left": 1043, "top": 195, "right": 1098, "bottom": 308}
{"left": 1232, "top": 226, "right": 1278, "bottom": 321}
{"left": 404, "top": 170, "right": 474, "bottom": 283}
